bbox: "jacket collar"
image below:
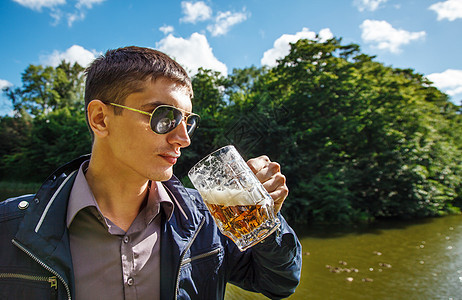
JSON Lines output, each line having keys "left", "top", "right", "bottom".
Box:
{"left": 14, "top": 154, "right": 89, "bottom": 298}
{"left": 160, "top": 175, "right": 206, "bottom": 299}
{"left": 162, "top": 175, "right": 204, "bottom": 235}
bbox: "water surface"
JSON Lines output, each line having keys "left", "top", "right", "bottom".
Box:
{"left": 226, "top": 215, "right": 462, "bottom": 299}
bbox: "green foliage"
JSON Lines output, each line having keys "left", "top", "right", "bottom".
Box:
{"left": 1, "top": 61, "right": 90, "bottom": 183}
{"left": 0, "top": 115, "right": 32, "bottom": 179}
{"left": 253, "top": 38, "right": 462, "bottom": 223}
{"left": 4, "top": 61, "right": 85, "bottom": 118}
{"left": 1, "top": 107, "right": 91, "bottom": 182}
{"left": 1, "top": 42, "right": 461, "bottom": 224}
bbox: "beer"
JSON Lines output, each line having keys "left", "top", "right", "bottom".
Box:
{"left": 203, "top": 188, "right": 274, "bottom": 240}
{"left": 206, "top": 203, "right": 272, "bottom": 239}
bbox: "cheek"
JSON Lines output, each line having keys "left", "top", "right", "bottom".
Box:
{"left": 111, "top": 120, "right": 153, "bottom": 154}
{"left": 128, "top": 132, "right": 159, "bottom": 155}
{"left": 119, "top": 117, "right": 151, "bottom": 139}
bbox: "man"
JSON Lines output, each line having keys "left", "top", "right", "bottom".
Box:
{"left": 0, "top": 46, "right": 302, "bottom": 299}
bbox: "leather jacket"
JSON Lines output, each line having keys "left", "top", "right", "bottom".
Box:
{"left": 0, "top": 155, "right": 302, "bottom": 299}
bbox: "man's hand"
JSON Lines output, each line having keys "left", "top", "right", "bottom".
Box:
{"left": 247, "top": 156, "right": 288, "bottom": 213}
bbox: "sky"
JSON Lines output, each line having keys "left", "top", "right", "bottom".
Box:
{"left": 1, "top": 0, "right": 461, "bottom": 115}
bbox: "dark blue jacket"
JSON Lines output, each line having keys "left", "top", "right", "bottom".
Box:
{"left": 0, "top": 155, "right": 302, "bottom": 299}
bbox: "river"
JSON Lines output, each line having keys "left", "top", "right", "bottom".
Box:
{"left": 225, "top": 215, "right": 462, "bottom": 299}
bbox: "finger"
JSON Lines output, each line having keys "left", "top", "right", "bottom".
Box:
{"left": 270, "top": 186, "right": 289, "bottom": 213}
{"left": 247, "top": 155, "right": 271, "bottom": 174}
{"left": 254, "top": 162, "right": 281, "bottom": 183}
{"left": 262, "top": 172, "right": 286, "bottom": 194}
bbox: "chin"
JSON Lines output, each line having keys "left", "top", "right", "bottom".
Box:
{"left": 149, "top": 168, "right": 174, "bottom": 182}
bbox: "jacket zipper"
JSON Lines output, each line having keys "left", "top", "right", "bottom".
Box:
{"left": 180, "top": 247, "right": 222, "bottom": 267}
{"left": 12, "top": 239, "right": 71, "bottom": 300}
{"left": 0, "top": 273, "right": 57, "bottom": 289}
{"left": 174, "top": 217, "right": 206, "bottom": 300}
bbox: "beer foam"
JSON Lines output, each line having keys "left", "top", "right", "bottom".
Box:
{"left": 205, "top": 188, "right": 257, "bottom": 206}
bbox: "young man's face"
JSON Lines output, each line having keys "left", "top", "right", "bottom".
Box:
{"left": 105, "top": 77, "right": 193, "bottom": 182}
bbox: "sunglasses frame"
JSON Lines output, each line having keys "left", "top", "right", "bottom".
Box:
{"left": 106, "top": 102, "right": 200, "bottom": 136}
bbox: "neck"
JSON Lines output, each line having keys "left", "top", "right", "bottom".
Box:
{"left": 85, "top": 150, "right": 150, "bottom": 232}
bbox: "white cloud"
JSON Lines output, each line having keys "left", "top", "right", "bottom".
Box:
{"left": 41, "top": 45, "right": 100, "bottom": 67}
{"left": 156, "top": 33, "right": 228, "bottom": 76}
{"left": 13, "top": 0, "right": 65, "bottom": 11}
{"left": 261, "top": 28, "right": 334, "bottom": 67}
{"left": 427, "top": 69, "right": 462, "bottom": 101}
{"left": 0, "top": 79, "right": 13, "bottom": 90}
{"left": 159, "top": 25, "right": 174, "bottom": 35}
{"left": 67, "top": 11, "right": 85, "bottom": 26}
{"left": 429, "top": 0, "right": 462, "bottom": 21}
{"left": 207, "top": 10, "right": 249, "bottom": 37}
{"left": 353, "top": 0, "right": 388, "bottom": 12}
{"left": 179, "top": 2, "right": 248, "bottom": 36}
{"left": 49, "top": 8, "right": 63, "bottom": 25}
{"left": 0, "top": 80, "right": 14, "bottom": 116}
{"left": 360, "top": 19, "right": 425, "bottom": 53}
{"left": 180, "top": 1, "right": 212, "bottom": 23}
{"left": 67, "top": 0, "right": 105, "bottom": 26}
{"left": 13, "top": 0, "right": 104, "bottom": 26}
{"left": 76, "top": 0, "right": 105, "bottom": 9}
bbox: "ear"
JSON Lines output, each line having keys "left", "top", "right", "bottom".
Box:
{"left": 87, "top": 100, "right": 110, "bottom": 138}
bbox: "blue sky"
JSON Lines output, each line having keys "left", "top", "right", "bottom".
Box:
{"left": 1, "top": 0, "right": 461, "bottom": 115}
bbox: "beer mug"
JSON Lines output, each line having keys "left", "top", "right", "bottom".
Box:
{"left": 188, "top": 145, "right": 281, "bottom": 251}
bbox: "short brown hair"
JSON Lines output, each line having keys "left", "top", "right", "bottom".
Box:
{"left": 84, "top": 46, "right": 193, "bottom": 133}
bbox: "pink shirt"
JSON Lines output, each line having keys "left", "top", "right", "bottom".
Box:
{"left": 67, "top": 161, "right": 173, "bottom": 300}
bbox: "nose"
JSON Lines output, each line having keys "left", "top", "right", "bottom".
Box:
{"left": 167, "top": 119, "right": 191, "bottom": 148}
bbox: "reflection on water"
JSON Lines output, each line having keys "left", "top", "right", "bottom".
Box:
{"left": 225, "top": 215, "right": 462, "bottom": 299}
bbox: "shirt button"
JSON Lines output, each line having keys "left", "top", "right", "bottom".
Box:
{"left": 127, "top": 277, "right": 134, "bottom": 286}
{"left": 123, "top": 236, "right": 130, "bottom": 243}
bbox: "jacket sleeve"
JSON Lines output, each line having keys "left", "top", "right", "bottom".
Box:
{"left": 226, "top": 213, "right": 302, "bottom": 299}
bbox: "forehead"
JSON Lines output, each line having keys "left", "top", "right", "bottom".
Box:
{"left": 125, "top": 77, "right": 193, "bottom": 111}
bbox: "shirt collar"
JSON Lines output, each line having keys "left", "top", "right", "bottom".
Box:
{"left": 149, "top": 181, "right": 174, "bottom": 223}
{"left": 66, "top": 160, "right": 99, "bottom": 228}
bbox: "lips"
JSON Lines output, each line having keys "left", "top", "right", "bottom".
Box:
{"left": 159, "top": 152, "right": 180, "bottom": 165}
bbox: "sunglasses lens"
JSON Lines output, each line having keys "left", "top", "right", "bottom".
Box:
{"left": 151, "top": 107, "right": 183, "bottom": 134}
{"left": 186, "top": 115, "right": 199, "bottom": 136}
{"left": 154, "top": 117, "right": 173, "bottom": 134}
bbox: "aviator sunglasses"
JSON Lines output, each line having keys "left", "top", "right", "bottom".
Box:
{"left": 106, "top": 102, "right": 200, "bottom": 137}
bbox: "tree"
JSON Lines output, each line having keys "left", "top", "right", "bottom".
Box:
{"left": 0, "top": 115, "right": 32, "bottom": 179}
{"left": 4, "top": 61, "right": 85, "bottom": 118}
{"left": 253, "top": 38, "right": 462, "bottom": 223}
{"left": 1, "top": 61, "right": 90, "bottom": 182}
